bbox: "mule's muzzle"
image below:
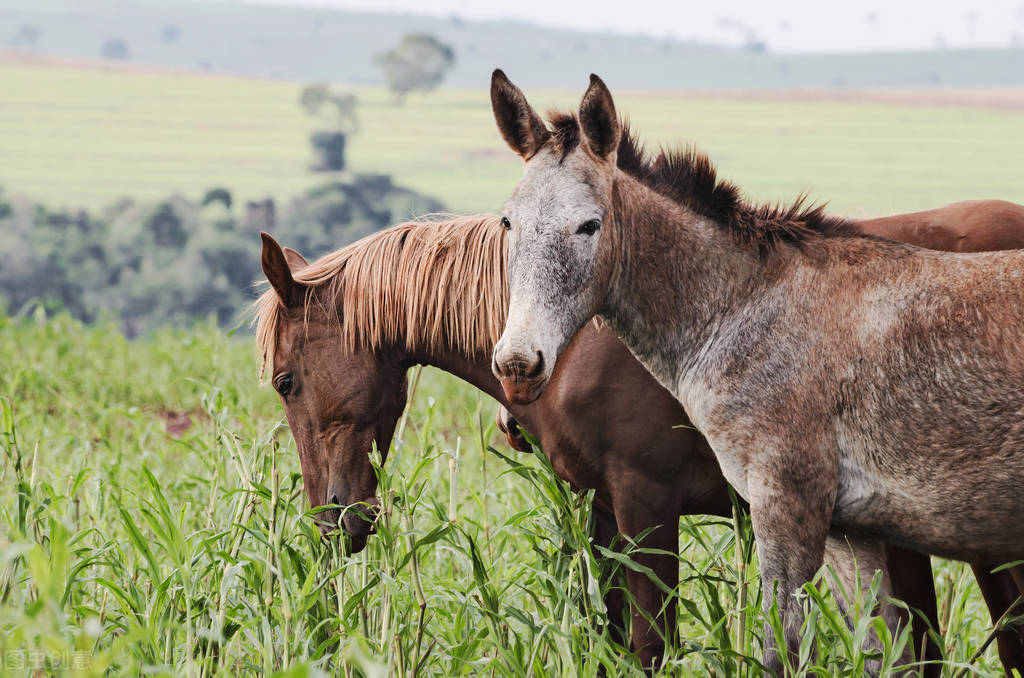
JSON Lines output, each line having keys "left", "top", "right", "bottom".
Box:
{"left": 492, "top": 349, "right": 547, "bottom": 405}
{"left": 317, "top": 496, "right": 381, "bottom": 553}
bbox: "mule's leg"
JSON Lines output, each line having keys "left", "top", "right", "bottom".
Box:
{"left": 885, "top": 545, "right": 941, "bottom": 678}
{"left": 748, "top": 459, "right": 835, "bottom": 676}
{"left": 609, "top": 479, "right": 680, "bottom": 672}
{"left": 972, "top": 563, "right": 1024, "bottom": 674}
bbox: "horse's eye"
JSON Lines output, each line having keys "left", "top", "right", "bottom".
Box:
{"left": 501, "top": 216, "right": 511, "bottom": 231}
{"left": 576, "top": 219, "right": 601, "bottom": 236}
{"left": 276, "top": 374, "right": 293, "bottom": 397}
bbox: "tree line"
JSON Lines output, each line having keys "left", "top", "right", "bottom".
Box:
{"left": 0, "top": 176, "right": 442, "bottom": 336}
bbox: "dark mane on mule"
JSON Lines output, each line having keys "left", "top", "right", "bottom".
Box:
{"left": 547, "top": 110, "right": 860, "bottom": 255}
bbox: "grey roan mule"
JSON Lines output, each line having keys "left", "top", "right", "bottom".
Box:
{"left": 488, "top": 70, "right": 1024, "bottom": 674}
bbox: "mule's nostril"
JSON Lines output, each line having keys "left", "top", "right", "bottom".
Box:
{"left": 491, "top": 354, "right": 506, "bottom": 379}
{"left": 525, "top": 351, "right": 544, "bottom": 379}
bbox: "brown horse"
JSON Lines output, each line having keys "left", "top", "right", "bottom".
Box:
{"left": 489, "top": 70, "right": 1024, "bottom": 675}
{"left": 255, "top": 207, "right": 1024, "bottom": 674}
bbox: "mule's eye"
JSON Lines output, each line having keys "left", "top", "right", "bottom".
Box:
{"left": 501, "top": 216, "right": 511, "bottom": 231}
{"left": 276, "top": 374, "right": 293, "bottom": 397}
{"left": 576, "top": 219, "right": 601, "bottom": 236}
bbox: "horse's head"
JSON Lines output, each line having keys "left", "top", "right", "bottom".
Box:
{"left": 489, "top": 70, "right": 621, "bottom": 405}
{"left": 258, "top": 233, "right": 409, "bottom": 552}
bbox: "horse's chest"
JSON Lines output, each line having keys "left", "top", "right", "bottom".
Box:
{"left": 545, "top": 440, "right": 606, "bottom": 496}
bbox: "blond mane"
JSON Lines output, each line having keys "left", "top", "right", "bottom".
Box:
{"left": 253, "top": 214, "right": 507, "bottom": 380}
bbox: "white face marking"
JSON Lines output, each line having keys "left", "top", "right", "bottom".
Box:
{"left": 493, "top": 146, "right": 611, "bottom": 392}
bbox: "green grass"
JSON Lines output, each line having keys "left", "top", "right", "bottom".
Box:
{"left": 2, "top": 61, "right": 1023, "bottom": 215}
{"left": 0, "top": 312, "right": 1011, "bottom": 676}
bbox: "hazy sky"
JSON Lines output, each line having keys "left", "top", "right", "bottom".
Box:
{"left": 220, "top": 0, "right": 1024, "bottom": 52}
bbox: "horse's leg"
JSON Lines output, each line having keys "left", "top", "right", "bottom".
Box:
{"left": 748, "top": 453, "right": 835, "bottom": 676}
{"left": 972, "top": 563, "right": 1024, "bottom": 674}
{"left": 593, "top": 505, "right": 628, "bottom": 646}
{"left": 884, "top": 545, "right": 941, "bottom": 677}
{"left": 609, "top": 481, "right": 679, "bottom": 672}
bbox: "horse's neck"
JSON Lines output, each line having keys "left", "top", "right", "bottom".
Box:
{"left": 602, "top": 177, "right": 762, "bottom": 400}
{"left": 406, "top": 345, "right": 508, "bottom": 407}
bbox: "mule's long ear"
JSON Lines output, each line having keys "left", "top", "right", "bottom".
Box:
{"left": 282, "top": 246, "right": 309, "bottom": 272}
{"left": 261, "top": 232, "right": 304, "bottom": 308}
{"left": 578, "top": 74, "right": 619, "bottom": 160}
{"left": 491, "top": 69, "right": 550, "bottom": 159}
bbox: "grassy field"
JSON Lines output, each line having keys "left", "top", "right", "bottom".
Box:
{"left": 2, "top": 60, "right": 1024, "bottom": 216}
{"left": 0, "top": 313, "right": 1009, "bottom": 676}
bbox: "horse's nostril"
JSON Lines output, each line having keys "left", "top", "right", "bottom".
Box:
{"left": 526, "top": 351, "right": 544, "bottom": 379}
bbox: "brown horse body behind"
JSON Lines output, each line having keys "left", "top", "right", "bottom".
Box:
{"left": 257, "top": 198, "right": 1024, "bottom": 673}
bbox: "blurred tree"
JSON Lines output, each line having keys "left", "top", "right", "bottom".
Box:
{"left": 309, "top": 132, "right": 347, "bottom": 172}
{"left": 374, "top": 34, "right": 455, "bottom": 103}
{"left": 146, "top": 203, "right": 188, "bottom": 248}
{"left": 202, "top": 188, "right": 233, "bottom": 210}
{"left": 300, "top": 85, "right": 358, "bottom": 132}
{"left": 718, "top": 17, "right": 767, "bottom": 53}
{"left": 12, "top": 24, "right": 41, "bottom": 49}
{"left": 101, "top": 38, "right": 130, "bottom": 60}
{"left": 244, "top": 199, "right": 276, "bottom": 233}
{"left": 161, "top": 25, "right": 182, "bottom": 43}
{"left": 300, "top": 84, "right": 358, "bottom": 172}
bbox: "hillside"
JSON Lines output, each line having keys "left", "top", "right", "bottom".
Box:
{"left": 2, "top": 0, "right": 1023, "bottom": 88}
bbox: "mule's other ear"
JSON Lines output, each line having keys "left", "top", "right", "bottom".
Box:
{"left": 282, "top": 246, "right": 309, "bottom": 272}
{"left": 491, "top": 69, "right": 550, "bottom": 159}
{"left": 578, "top": 74, "right": 619, "bottom": 160}
{"left": 261, "top": 232, "right": 304, "bottom": 308}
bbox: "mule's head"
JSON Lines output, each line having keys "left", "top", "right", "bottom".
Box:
{"left": 259, "top": 233, "right": 408, "bottom": 552}
{"left": 490, "top": 70, "right": 620, "bottom": 404}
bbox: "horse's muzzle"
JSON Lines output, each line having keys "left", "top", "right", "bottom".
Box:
{"left": 317, "top": 496, "right": 381, "bottom": 553}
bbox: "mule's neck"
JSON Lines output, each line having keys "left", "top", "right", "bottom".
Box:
{"left": 600, "top": 173, "right": 765, "bottom": 400}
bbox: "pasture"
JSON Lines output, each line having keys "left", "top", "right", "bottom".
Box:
{"left": 3, "top": 59, "right": 1024, "bottom": 676}
{"left": 2, "top": 60, "right": 1024, "bottom": 215}
{"left": 0, "top": 312, "right": 1010, "bottom": 676}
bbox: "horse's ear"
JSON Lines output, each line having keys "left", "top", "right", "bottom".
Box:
{"left": 578, "top": 74, "right": 619, "bottom": 160}
{"left": 261, "top": 232, "right": 304, "bottom": 308}
{"left": 491, "top": 69, "right": 550, "bottom": 159}
{"left": 282, "top": 246, "right": 309, "bottom": 272}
